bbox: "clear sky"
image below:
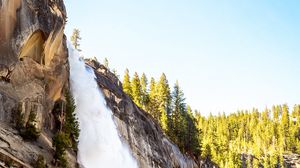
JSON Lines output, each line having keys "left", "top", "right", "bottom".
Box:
{"left": 64, "top": 0, "right": 300, "bottom": 116}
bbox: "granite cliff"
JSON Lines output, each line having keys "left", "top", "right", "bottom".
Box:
{"left": 0, "top": 0, "right": 76, "bottom": 167}
{"left": 86, "top": 59, "right": 217, "bottom": 168}
{"left": 0, "top": 0, "right": 215, "bottom": 167}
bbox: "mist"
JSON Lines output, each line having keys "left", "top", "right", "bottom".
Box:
{"left": 68, "top": 43, "right": 138, "bottom": 168}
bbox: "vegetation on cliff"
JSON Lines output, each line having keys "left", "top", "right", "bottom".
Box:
{"left": 73, "top": 29, "right": 300, "bottom": 167}
{"left": 53, "top": 91, "right": 79, "bottom": 167}
{"left": 122, "top": 69, "right": 300, "bottom": 167}
{"left": 122, "top": 70, "right": 201, "bottom": 157}
{"left": 71, "top": 28, "right": 82, "bottom": 51}
{"left": 16, "top": 107, "right": 40, "bottom": 140}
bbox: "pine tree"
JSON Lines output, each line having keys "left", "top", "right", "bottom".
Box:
{"left": 157, "top": 73, "right": 171, "bottom": 113}
{"left": 272, "top": 105, "right": 280, "bottom": 122}
{"left": 52, "top": 132, "right": 68, "bottom": 167}
{"left": 185, "top": 105, "right": 200, "bottom": 155}
{"left": 148, "top": 77, "right": 160, "bottom": 120}
{"left": 170, "top": 81, "right": 186, "bottom": 150}
{"left": 171, "top": 81, "right": 186, "bottom": 116}
{"left": 131, "top": 72, "right": 142, "bottom": 107}
{"left": 119, "top": 68, "right": 300, "bottom": 167}
{"left": 140, "top": 73, "right": 149, "bottom": 111}
{"left": 292, "top": 105, "right": 300, "bottom": 153}
{"left": 123, "top": 69, "right": 132, "bottom": 98}
{"left": 103, "top": 57, "right": 109, "bottom": 69}
{"left": 71, "top": 28, "right": 82, "bottom": 51}
{"left": 160, "top": 110, "right": 168, "bottom": 133}
{"left": 157, "top": 73, "right": 171, "bottom": 131}
{"left": 65, "top": 91, "right": 80, "bottom": 150}
{"left": 112, "top": 69, "right": 119, "bottom": 78}
{"left": 281, "top": 104, "right": 290, "bottom": 150}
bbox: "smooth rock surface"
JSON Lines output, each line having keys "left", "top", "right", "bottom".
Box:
{"left": 86, "top": 59, "right": 217, "bottom": 168}
{"left": 0, "top": 0, "right": 74, "bottom": 167}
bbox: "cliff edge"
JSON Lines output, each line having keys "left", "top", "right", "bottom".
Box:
{"left": 86, "top": 59, "right": 217, "bottom": 168}
{"left": 0, "top": 0, "right": 76, "bottom": 167}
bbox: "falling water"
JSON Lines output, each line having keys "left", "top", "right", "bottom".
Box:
{"left": 67, "top": 43, "right": 138, "bottom": 168}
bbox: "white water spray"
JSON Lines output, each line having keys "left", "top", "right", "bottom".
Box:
{"left": 68, "top": 43, "right": 138, "bottom": 168}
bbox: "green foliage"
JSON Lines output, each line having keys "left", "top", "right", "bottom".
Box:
{"left": 52, "top": 132, "right": 69, "bottom": 168}
{"left": 156, "top": 73, "right": 171, "bottom": 130}
{"left": 140, "top": 73, "right": 150, "bottom": 111}
{"left": 35, "top": 155, "right": 47, "bottom": 168}
{"left": 16, "top": 112, "right": 25, "bottom": 130}
{"left": 131, "top": 72, "right": 143, "bottom": 107}
{"left": 121, "top": 71, "right": 200, "bottom": 157}
{"left": 148, "top": 77, "right": 160, "bottom": 120}
{"left": 52, "top": 91, "right": 79, "bottom": 167}
{"left": 160, "top": 110, "right": 168, "bottom": 132}
{"left": 71, "top": 28, "right": 82, "bottom": 51}
{"left": 198, "top": 104, "right": 300, "bottom": 167}
{"left": 103, "top": 57, "right": 109, "bottom": 69}
{"left": 24, "top": 111, "right": 40, "bottom": 140}
{"left": 185, "top": 106, "right": 201, "bottom": 155}
{"left": 17, "top": 109, "right": 40, "bottom": 141}
{"left": 4, "top": 160, "right": 13, "bottom": 167}
{"left": 112, "top": 69, "right": 119, "bottom": 78}
{"left": 169, "top": 81, "right": 187, "bottom": 150}
{"left": 65, "top": 91, "right": 80, "bottom": 150}
{"left": 122, "top": 69, "right": 132, "bottom": 98}
{"left": 120, "top": 69, "right": 300, "bottom": 166}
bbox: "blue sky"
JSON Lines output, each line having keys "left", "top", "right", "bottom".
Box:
{"left": 64, "top": 0, "right": 300, "bottom": 116}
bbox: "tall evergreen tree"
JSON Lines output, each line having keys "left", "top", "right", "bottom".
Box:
{"left": 71, "top": 28, "right": 82, "bottom": 51}
{"left": 281, "top": 104, "right": 290, "bottom": 150}
{"left": 120, "top": 68, "right": 300, "bottom": 167}
{"left": 131, "top": 72, "right": 143, "bottom": 107}
{"left": 157, "top": 73, "right": 171, "bottom": 131}
{"left": 122, "top": 69, "right": 132, "bottom": 98}
{"left": 170, "top": 81, "right": 186, "bottom": 150}
{"left": 148, "top": 77, "right": 160, "bottom": 121}
{"left": 157, "top": 73, "right": 171, "bottom": 114}
{"left": 140, "top": 73, "right": 149, "bottom": 111}
{"left": 103, "top": 57, "right": 109, "bottom": 69}
{"left": 65, "top": 91, "right": 80, "bottom": 150}
{"left": 185, "top": 105, "right": 201, "bottom": 155}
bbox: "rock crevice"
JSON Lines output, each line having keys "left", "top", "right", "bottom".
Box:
{"left": 86, "top": 59, "right": 202, "bottom": 168}
{"left": 0, "top": 0, "right": 73, "bottom": 167}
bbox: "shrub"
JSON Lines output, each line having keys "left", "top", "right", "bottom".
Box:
{"left": 52, "top": 132, "right": 69, "bottom": 168}
{"left": 35, "top": 155, "right": 47, "bottom": 168}
{"left": 17, "top": 110, "right": 40, "bottom": 140}
{"left": 24, "top": 111, "right": 40, "bottom": 140}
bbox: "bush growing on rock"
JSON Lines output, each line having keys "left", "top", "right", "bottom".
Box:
{"left": 16, "top": 108, "right": 40, "bottom": 140}
{"left": 23, "top": 111, "right": 40, "bottom": 140}
{"left": 65, "top": 91, "right": 80, "bottom": 150}
{"left": 52, "top": 132, "right": 69, "bottom": 168}
{"left": 52, "top": 91, "right": 79, "bottom": 167}
{"left": 35, "top": 155, "right": 47, "bottom": 168}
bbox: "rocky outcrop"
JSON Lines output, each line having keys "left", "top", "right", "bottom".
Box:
{"left": 0, "top": 0, "right": 217, "bottom": 167}
{"left": 0, "top": 0, "right": 75, "bottom": 167}
{"left": 86, "top": 59, "right": 218, "bottom": 168}
{"left": 283, "top": 154, "right": 300, "bottom": 167}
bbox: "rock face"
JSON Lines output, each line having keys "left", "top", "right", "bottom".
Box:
{"left": 0, "top": 0, "right": 75, "bottom": 167}
{"left": 0, "top": 0, "right": 216, "bottom": 167}
{"left": 86, "top": 59, "right": 217, "bottom": 168}
{"left": 283, "top": 154, "right": 300, "bottom": 167}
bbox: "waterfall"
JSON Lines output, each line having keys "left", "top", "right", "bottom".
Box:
{"left": 67, "top": 43, "right": 138, "bottom": 168}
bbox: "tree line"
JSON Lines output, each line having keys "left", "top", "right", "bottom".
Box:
{"left": 122, "top": 70, "right": 201, "bottom": 157}
{"left": 71, "top": 29, "right": 300, "bottom": 167}
{"left": 197, "top": 105, "right": 300, "bottom": 167}
{"left": 121, "top": 69, "right": 300, "bottom": 167}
